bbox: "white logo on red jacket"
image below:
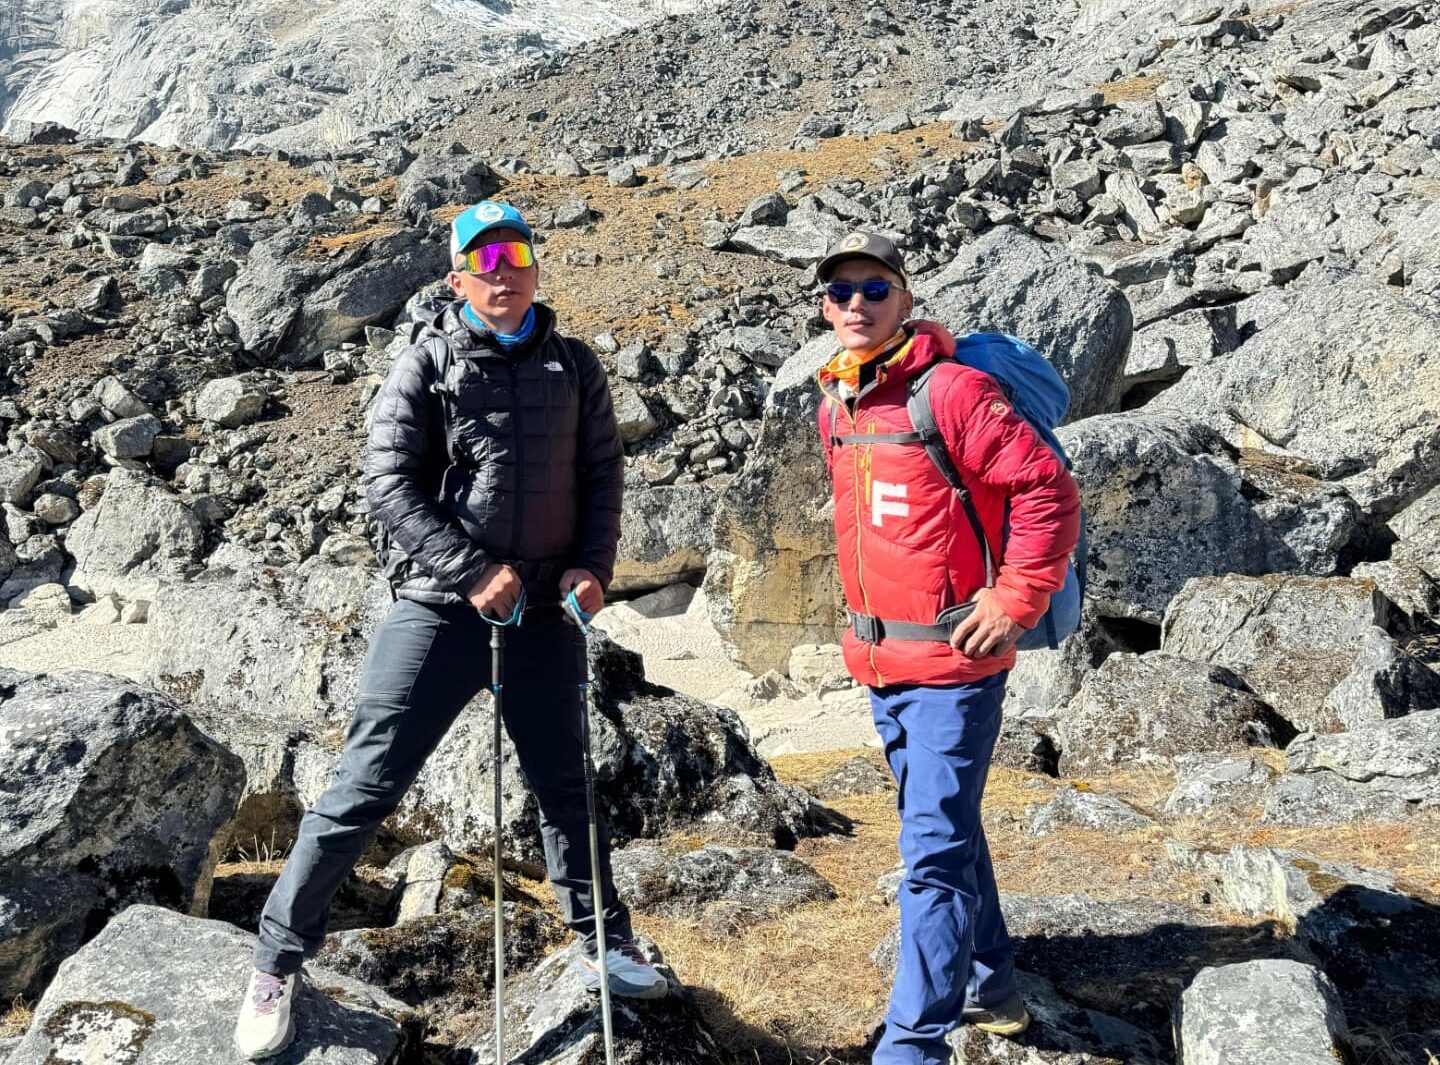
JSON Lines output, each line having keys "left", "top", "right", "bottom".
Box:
{"left": 872, "top": 482, "right": 910, "bottom": 526}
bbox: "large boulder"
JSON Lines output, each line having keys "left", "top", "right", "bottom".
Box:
{"left": 610, "top": 843, "right": 835, "bottom": 932}
{"left": 7, "top": 905, "right": 417, "bottom": 1064}
{"left": 1170, "top": 842, "right": 1440, "bottom": 1050}
{"left": 946, "top": 969, "right": 1164, "bottom": 1065}
{"left": 611, "top": 480, "right": 715, "bottom": 595}
{"left": 912, "top": 226, "right": 1133, "bottom": 419}
{"left": 1390, "top": 482, "right": 1440, "bottom": 579}
{"left": 1156, "top": 267, "right": 1440, "bottom": 515}
{"left": 1285, "top": 710, "right": 1440, "bottom": 808}
{"left": 332, "top": 636, "right": 834, "bottom": 867}
{"left": 228, "top": 224, "right": 446, "bottom": 364}
{"left": 0, "top": 670, "right": 244, "bottom": 999}
{"left": 1058, "top": 652, "right": 1290, "bottom": 773}
{"left": 729, "top": 209, "right": 847, "bottom": 267}
{"left": 706, "top": 336, "right": 842, "bottom": 674}
{"left": 1175, "top": 960, "right": 1351, "bottom": 1065}
{"left": 1057, "top": 413, "right": 1293, "bottom": 622}
{"left": 1162, "top": 574, "right": 1440, "bottom": 733}
{"left": 64, "top": 467, "right": 205, "bottom": 601}
{"left": 459, "top": 939, "right": 718, "bottom": 1064}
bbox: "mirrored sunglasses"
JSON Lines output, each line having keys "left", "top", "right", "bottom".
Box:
{"left": 459, "top": 240, "right": 535, "bottom": 274}
{"left": 825, "top": 279, "right": 895, "bottom": 303}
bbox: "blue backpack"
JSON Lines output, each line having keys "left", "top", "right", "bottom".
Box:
{"left": 906, "top": 332, "right": 1087, "bottom": 651}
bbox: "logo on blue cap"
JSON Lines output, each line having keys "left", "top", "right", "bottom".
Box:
{"left": 451, "top": 201, "right": 533, "bottom": 258}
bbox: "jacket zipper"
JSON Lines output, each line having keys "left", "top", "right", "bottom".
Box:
{"left": 842, "top": 399, "right": 884, "bottom": 688}
{"left": 508, "top": 360, "right": 524, "bottom": 561}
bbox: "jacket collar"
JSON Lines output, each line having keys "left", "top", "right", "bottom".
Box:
{"left": 436, "top": 299, "right": 558, "bottom": 361}
{"left": 817, "top": 319, "right": 958, "bottom": 404}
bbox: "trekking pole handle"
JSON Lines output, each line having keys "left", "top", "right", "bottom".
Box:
{"left": 561, "top": 589, "right": 596, "bottom": 634}
{"left": 480, "top": 587, "right": 527, "bottom": 628}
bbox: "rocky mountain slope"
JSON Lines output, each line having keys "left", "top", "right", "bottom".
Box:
{"left": 1, "top": 0, "right": 701, "bottom": 151}
{"left": 2, "top": 0, "right": 1440, "bottom": 1060}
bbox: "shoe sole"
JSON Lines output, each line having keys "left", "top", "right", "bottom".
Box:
{"left": 235, "top": 1015, "right": 296, "bottom": 1061}
{"left": 972, "top": 1011, "right": 1031, "bottom": 1037}
{"left": 581, "top": 971, "right": 670, "bottom": 1000}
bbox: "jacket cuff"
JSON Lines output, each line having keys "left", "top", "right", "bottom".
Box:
{"left": 448, "top": 551, "right": 493, "bottom": 600}
{"left": 989, "top": 579, "right": 1050, "bottom": 630}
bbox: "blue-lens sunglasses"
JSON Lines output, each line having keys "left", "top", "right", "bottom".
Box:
{"left": 825, "top": 279, "right": 896, "bottom": 303}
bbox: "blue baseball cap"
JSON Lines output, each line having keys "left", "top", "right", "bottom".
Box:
{"left": 450, "top": 201, "right": 533, "bottom": 261}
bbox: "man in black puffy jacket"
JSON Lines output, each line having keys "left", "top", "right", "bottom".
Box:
{"left": 234, "top": 202, "right": 665, "bottom": 1061}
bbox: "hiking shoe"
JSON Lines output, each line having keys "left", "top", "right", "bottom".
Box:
{"left": 961, "top": 992, "right": 1031, "bottom": 1036}
{"left": 580, "top": 940, "right": 669, "bottom": 999}
{"left": 234, "top": 969, "right": 298, "bottom": 1060}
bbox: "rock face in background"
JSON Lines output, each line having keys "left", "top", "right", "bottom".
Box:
{"left": 1058, "top": 415, "right": 1293, "bottom": 622}
{"left": 611, "top": 480, "right": 715, "bottom": 594}
{"left": 706, "top": 336, "right": 841, "bottom": 675}
{"left": 912, "top": 227, "right": 1134, "bottom": 419}
{"left": 1162, "top": 575, "right": 1440, "bottom": 733}
{"left": 6, "top": 905, "right": 418, "bottom": 1064}
{"left": 63, "top": 467, "right": 205, "bottom": 601}
{"left": 0, "top": 0, "right": 707, "bottom": 152}
{"left": 1058, "top": 651, "right": 1289, "bottom": 773}
{"left": 1158, "top": 269, "right": 1440, "bottom": 516}
{"left": 0, "top": 670, "right": 244, "bottom": 999}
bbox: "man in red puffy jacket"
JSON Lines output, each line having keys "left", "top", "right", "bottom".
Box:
{"left": 813, "top": 232, "right": 1081, "bottom": 1064}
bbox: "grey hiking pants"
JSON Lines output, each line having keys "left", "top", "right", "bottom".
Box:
{"left": 253, "top": 597, "right": 632, "bottom": 975}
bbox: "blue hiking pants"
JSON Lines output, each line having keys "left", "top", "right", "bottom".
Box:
{"left": 871, "top": 673, "right": 1017, "bottom": 1065}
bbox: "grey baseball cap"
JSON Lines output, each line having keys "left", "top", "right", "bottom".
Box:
{"left": 817, "top": 231, "right": 909, "bottom": 285}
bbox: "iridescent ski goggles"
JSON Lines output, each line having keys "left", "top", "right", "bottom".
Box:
{"left": 457, "top": 240, "right": 535, "bottom": 274}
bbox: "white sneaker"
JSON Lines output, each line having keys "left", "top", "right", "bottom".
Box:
{"left": 234, "top": 969, "right": 298, "bottom": 1060}
{"left": 580, "top": 940, "right": 669, "bottom": 999}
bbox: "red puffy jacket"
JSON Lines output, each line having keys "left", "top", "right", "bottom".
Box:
{"left": 817, "top": 320, "right": 1081, "bottom": 688}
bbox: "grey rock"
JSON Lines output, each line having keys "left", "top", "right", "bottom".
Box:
{"left": 807, "top": 753, "right": 892, "bottom": 799}
{"left": 1059, "top": 651, "right": 1289, "bottom": 773}
{"left": 1104, "top": 172, "right": 1166, "bottom": 243}
{"left": 1286, "top": 710, "right": 1440, "bottom": 807}
{"left": 730, "top": 209, "right": 847, "bottom": 268}
{"left": 0, "top": 672, "right": 243, "bottom": 999}
{"left": 7, "top": 905, "right": 415, "bottom": 1064}
{"left": 947, "top": 969, "right": 1164, "bottom": 1064}
{"left": 706, "top": 336, "right": 841, "bottom": 674}
{"left": 1162, "top": 574, "right": 1440, "bottom": 733}
{"left": 1051, "top": 159, "right": 1103, "bottom": 201}
{"left": 386, "top": 636, "right": 831, "bottom": 866}
{"left": 1390, "top": 483, "right": 1440, "bottom": 578}
{"left": 1098, "top": 102, "right": 1168, "bottom": 146}
{"left": 94, "top": 375, "right": 151, "bottom": 419}
{"left": 135, "top": 243, "right": 192, "bottom": 297}
{"left": 738, "top": 192, "right": 789, "bottom": 227}
{"left": 1124, "top": 306, "right": 1238, "bottom": 387}
{"left": 388, "top": 841, "right": 457, "bottom": 924}
{"left": 1176, "top": 960, "right": 1350, "bottom": 1065}
{"left": 1058, "top": 413, "right": 1292, "bottom": 622}
{"left": 66, "top": 468, "right": 205, "bottom": 601}
{"left": 1158, "top": 268, "right": 1440, "bottom": 515}
{"left": 913, "top": 226, "right": 1133, "bottom": 418}
{"left": 611, "top": 843, "right": 834, "bottom": 932}
{"left": 1261, "top": 769, "right": 1412, "bottom": 826}
{"left": 92, "top": 413, "right": 161, "bottom": 459}
{"left": 1165, "top": 755, "right": 1276, "bottom": 816}
{"left": 1024, "top": 786, "right": 1156, "bottom": 837}
{"left": 320, "top": 897, "right": 564, "bottom": 1020}
{"left": 554, "top": 199, "right": 593, "bottom": 227}
{"left": 716, "top": 324, "right": 792, "bottom": 368}
{"left": 1248, "top": 192, "right": 1332, "bottom": 279}
{"left": 613, "top": 386, "right": 660, "bottom": 445}
{"left": 459, "top": 938, "right": 716, "bottom": 1064}
{"left": 607, "top": 163, "right": 641, "bottom": 188}
{"left": 612, "top": 481, "right": 714, "bottom": 595}
{"left": 0, "top": 450, "right": 44, "bottom": 506}
{"left": 195, "top": 375, "right": 267, "bottom": 428}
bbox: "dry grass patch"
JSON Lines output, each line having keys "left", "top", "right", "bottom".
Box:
{"left": 1098, "top": 75, "right": 1164, "bottom": 104}
{"left": 0, "top": 998, "right": 33, "bottom": 1039}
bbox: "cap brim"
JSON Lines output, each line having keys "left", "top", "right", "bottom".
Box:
{"left": 817, "top": 250, "right": 907, "bottom": 284}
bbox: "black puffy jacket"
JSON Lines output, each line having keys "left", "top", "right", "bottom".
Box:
{"left": 364, "top": 297, "right": 624, "bottom": 604}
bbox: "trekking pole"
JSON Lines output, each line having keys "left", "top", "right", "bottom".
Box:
{"left": 480, "top": 587, "right": 527, "bottom": 1065}
{"left": 561, "top": 589, "right": 616, "bottom": 1065}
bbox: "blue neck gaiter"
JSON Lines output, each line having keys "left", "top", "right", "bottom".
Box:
{"left": 463, "top": 303, "right": 536, "bottom": 349}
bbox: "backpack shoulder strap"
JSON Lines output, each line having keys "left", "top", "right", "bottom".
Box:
{"left": 907, "top": 363, "right": 996, "bottom": 588}
{"left": 414, "top": 324, "right": 458, "bottom": 465}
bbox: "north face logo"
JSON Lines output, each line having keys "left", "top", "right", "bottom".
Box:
{"left": 544, "top": 361, "right": 565, "bottom": 372}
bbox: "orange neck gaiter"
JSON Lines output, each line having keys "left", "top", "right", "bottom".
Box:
{"left": 821, "top": 329, "right": 911, "bottom": 392}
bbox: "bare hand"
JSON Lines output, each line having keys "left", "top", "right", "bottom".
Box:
{"left": 559, "top": 568, "right": 603, "bottom": 616}
{"left": 467, "top": 563, "right": 522, "bottom": 620}
{"left": 950, "top": 588, "right": 1025, "bottom": 658}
